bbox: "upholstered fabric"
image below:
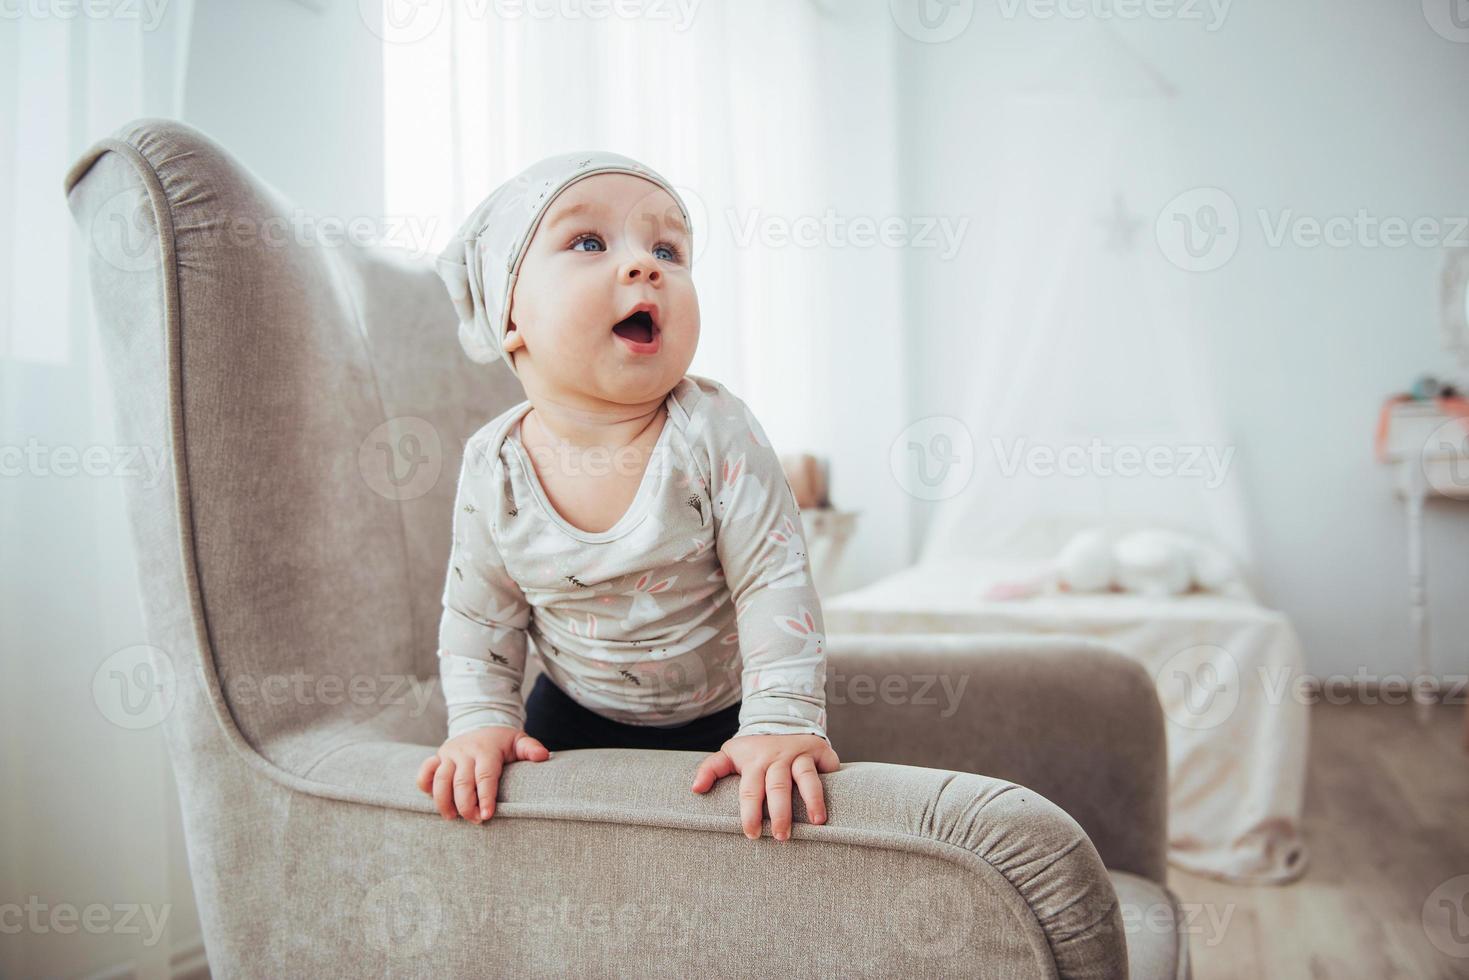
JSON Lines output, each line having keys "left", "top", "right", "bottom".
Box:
{"left": 64, "top": 117, "right": 1187, "bottom": 978}
{"left": 1110, "top": 872, "right": 1192, "bottom": 980}
{"left": 821, "top": 633, "right": 1170, "bottom": 885}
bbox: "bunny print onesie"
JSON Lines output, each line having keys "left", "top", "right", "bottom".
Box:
{"left": 438, "top": 373, "right": 830, "bottom": 744}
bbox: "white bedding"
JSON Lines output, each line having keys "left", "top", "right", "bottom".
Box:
{"left": 825, "top": 556, "right": 1309, "bottom": 884}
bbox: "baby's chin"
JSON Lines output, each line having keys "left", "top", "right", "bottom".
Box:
{"left": 546, "top": 358, "right": 688, "bottom": 407}
{"left": 599, "top": 366, "right": 688, "bottom": 405}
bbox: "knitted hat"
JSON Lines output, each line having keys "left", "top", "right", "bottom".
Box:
{"left": 435, "top": 151, "right": 693, "bottom": 376}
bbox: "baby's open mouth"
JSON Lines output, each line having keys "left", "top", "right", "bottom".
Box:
{"left": 612, "top": 310, "right": 658, "bottom": 345}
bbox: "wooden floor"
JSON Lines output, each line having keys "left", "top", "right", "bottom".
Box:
{"left": 1167, "top": 701, "right": 1469, "bottom": 980}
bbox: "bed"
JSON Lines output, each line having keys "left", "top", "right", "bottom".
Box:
{"left": 824, "top": 555, "right": 1309, "bottom": 884}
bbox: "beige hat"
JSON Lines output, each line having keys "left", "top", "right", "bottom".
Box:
{"left": 435, "top": 151, "right": 693, "bottom": 376}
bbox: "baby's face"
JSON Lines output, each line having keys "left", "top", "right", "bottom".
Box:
{"left": 504, "top": 173, "right": 699, "bottom": 406}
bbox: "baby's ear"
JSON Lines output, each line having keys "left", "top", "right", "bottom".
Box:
{"left": 503, "top": 321, "right": 525, "bottom": 353}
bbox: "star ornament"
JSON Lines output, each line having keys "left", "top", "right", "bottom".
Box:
{"left": 1099, "top": 192, "right": 1143, "bottom": 252}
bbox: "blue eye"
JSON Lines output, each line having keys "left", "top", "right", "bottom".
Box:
{"left": 653, "top": 243, "right": 679, "bottom": 261}
{"left": 570, "top": 233, "right": 605, "bottom": 253}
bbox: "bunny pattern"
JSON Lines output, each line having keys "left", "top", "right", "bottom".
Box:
{"left": 437, "top": 374, "right": 830, "bottom": 742}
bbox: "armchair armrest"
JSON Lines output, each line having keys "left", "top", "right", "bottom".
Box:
{"left": 294, "top": 741, "right": 1127, "bottom": 978}
{"left": 825, "top": 634, "right": 1169, "bottom": 884}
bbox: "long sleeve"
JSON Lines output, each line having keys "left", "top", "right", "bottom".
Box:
{"left": 437, "top": 441, "right": 532, "bottom": 738}
{"left": 707, "top": 392, "right": 830, "bottom": 743}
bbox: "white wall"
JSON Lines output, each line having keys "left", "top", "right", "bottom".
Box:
{"left": 182, "top": 0, "right": 385, "bottom": 225}
{"left": 894, "top": 0, "right": 1469, "bottom": 678}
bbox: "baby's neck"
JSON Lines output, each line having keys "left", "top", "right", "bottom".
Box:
{"left": 523, "top": 390, "right": 667, "bottom": 452}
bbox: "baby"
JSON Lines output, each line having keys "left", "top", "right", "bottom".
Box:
{"left": 415, "top": 151, "right": 839, "bottom": 842}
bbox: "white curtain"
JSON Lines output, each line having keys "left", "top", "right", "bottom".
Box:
{"left": 0, "top": 5, "right": 202, "bottom": 977}
{"left": 917, "top": 24, "right": 1253, "bottom": 568}
{"left": 381, "top": 0, "right": 906, "bottom": 463}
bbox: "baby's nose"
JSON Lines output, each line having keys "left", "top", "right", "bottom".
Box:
{"left": 621, "top": 254, "right": 661, "bottom": 284}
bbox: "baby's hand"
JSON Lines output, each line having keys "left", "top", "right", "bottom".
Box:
{"left": 690, "top": 734, "right": 840, "bottom": 841}
{"left": 416, "top": 726, "right": 552, "bottom": 823}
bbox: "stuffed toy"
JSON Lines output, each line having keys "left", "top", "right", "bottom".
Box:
{"left": 1057, "top": 527, "right": 1238, "bottom": 596}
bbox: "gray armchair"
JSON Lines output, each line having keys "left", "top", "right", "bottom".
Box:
{"left": 64, "top": 118, "right": 1188, "bottom": 979}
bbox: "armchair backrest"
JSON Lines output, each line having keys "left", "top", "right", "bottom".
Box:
{"left": 64, "top": 118, "right": 522, "bottom": 754}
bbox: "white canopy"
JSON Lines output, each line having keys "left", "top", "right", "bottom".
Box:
{"left": 919, "top": 24, "right": 1252, "bottom": 567}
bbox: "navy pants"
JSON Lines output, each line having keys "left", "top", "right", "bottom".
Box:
{"left": 522, "top": 672, "right": 740, "bottom": 753}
